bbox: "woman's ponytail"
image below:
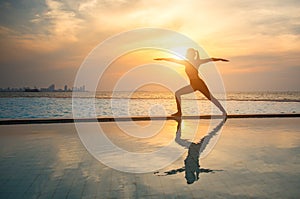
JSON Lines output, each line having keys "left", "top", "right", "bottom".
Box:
{"left": 195, "top": 50, "right": 199, "bottom": 61}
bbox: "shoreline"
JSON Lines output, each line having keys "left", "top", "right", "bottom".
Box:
{"left": 0, "top": 113, "right": 300, "bottom": 125}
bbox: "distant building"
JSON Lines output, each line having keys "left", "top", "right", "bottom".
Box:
{"left": 41, "top": 84, "right": 55, "bottom": 92}
{"left": 48, "top": 84, "right": 55, "bottom": 91}
{"left": 64, "top": 85, "right": 68, "bottom": 91}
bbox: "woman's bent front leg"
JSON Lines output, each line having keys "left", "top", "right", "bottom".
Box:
{"left": 172, "top": 85, "right": 195, "bottom": 116}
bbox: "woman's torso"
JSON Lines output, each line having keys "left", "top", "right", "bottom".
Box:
{"left": 185, "top": 62, "right": 200, "bottom": 81}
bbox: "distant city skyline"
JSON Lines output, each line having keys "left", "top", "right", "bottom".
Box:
{"left": 0, "top": 84, "right": 86, "bottom": 92}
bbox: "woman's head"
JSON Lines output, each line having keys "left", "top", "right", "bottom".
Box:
{"left": 186, "top": 48, "right": 199, "bottom": 61}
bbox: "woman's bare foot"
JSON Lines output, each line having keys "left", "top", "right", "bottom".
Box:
{"left": 171, "top": 112, "right": 182, "bottom": 117}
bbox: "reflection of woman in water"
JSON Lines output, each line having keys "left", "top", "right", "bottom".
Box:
{"left": 178, "top": 119, "right": 226, "bottom": 184}
{"left": 156, "top": 118, "right": 226, "bottom": 184}
{"left": 155, "top": 48, "right": 228, "bottom": 116}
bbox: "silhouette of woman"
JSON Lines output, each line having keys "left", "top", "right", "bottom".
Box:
{"left": 154, "top": 48, "right": 228, "bottom": 116}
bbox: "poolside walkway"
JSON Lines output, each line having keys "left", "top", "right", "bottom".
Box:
{"left": 0, "top": 118, "right": 299, "bottom": 198}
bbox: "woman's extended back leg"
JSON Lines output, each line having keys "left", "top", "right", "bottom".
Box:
{"left": 197, "top": 83, "right": 227, "bottom": 115}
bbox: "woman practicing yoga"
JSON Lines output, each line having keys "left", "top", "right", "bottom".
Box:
{"left": 154, "top": 48, "right": 228, "bottom": 116}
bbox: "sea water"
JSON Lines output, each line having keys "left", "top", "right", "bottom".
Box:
{"left": 0, "top": 91, "right": 299, "bottom": 119}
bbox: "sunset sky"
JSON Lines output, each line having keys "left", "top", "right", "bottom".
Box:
{"left": 0, "top": 0, "right": 299, "bottom": 91}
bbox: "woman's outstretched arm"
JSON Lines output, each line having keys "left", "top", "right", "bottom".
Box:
{"left": 154, "top": 58, "right": 186, "bottom": 65}
{"left": 211, "top": 58, "right": 229, "bottom": 62}
{"left": 200, "top": 58, "right": 229, "bottom": 64}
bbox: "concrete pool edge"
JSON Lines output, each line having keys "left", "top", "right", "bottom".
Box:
{"left": 0, "top": 113, "right": 300, "bottom": 125}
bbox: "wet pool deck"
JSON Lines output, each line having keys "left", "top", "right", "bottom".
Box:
{"left": 0, "top": 117, "right": 299, "bottom": 199}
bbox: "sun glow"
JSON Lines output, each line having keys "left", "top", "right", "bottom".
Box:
{"left": 169, "top": 47, "right": 188, "bottom": 60}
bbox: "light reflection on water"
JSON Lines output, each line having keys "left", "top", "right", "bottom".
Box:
{"left": 0, "top": 118, "right": 299, "bottom": 197}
